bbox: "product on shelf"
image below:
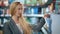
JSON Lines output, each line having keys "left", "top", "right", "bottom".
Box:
{"left": 25, "top": 0, "right": 41, "bottom": 6}
{"left": 14, "top": 0, "right": 24, "bottom": 4}
{"left": 38, "top": 7, "right": 42, "bottom": 14}
{"left": 0, "top": 9, "right": 3, "bottom": 15}
{"left": 0, "top": 9, "right": 5, "bottom": 16}
{"left": 30, "top": 17, "right": 38, "bottom": 24}
{"left": 0, "top": 1, "right": 5, "bottom": 7}
{"left": 0, "top": 19, "right": 1, "bottom": 25}
{"left": 4, "top": 0, "right": 9, "bottom": 6}
{"left": 24, "top": 7, "right": 32, "bottom": 14}
{"left": 24, "top": 6, "right": 40, "bottom": 14}
{"left": 5, "top": 9, "right": 11, "bottom": 16}
{"left": 31, "top": 7, "right": 38, "bottom": 14}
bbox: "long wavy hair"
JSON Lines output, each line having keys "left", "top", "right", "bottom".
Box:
{"left": 10, "top": 2, "right": 32, "bottom": 34}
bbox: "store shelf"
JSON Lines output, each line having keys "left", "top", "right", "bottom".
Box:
{"left": 0, "top": 14, "right": 44, "bottom": 17}
{"left": 0, "top": 15, "right": 11, "bottom": 18}
{"left": 23, "top": 14, "right": 44, "bottom": 17}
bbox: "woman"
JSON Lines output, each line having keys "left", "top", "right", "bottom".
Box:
{"left": 3, "top": 2, "right": 45, "bottom": 34}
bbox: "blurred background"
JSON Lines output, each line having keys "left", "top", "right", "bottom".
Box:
{"left": 0, "top": 0, "right": 60, "bottom": 34}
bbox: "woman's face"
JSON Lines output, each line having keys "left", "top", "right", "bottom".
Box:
{"left": 15, "top": 4, "right": 23, "bottom": 17}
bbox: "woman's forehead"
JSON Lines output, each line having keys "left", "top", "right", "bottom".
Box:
{"left": 16, "top": 5, "right": 23, "bottom": 8}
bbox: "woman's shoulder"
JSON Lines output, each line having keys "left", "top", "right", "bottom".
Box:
{"left": 4, "top": 18, "right": 13, "bottom": 26}
{"left": 4, "top": 20, "right": 10, "bottom": 26}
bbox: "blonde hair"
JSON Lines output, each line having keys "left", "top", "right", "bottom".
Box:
{"left": 10, "top": 2, "right": 32, "bottom": 34}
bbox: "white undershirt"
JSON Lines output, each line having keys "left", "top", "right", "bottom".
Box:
{"left": 16, "top": 24, "right": 23, "bottom": 34}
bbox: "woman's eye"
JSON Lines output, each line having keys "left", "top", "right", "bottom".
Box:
{"left": 18, "top": 8, "right": 22, "bottom": 10}
{"left": 18, "top": 8, "right": 20, "bottom": 10}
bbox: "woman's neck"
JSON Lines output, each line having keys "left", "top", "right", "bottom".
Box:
{"left": 12, "top": 15, "right": 20, "bottom": 24}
